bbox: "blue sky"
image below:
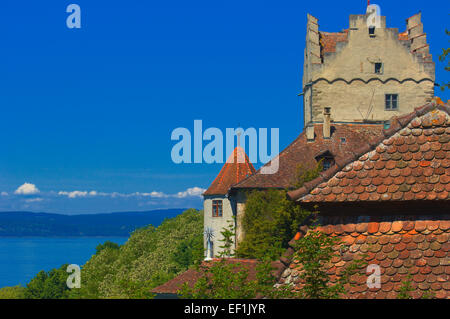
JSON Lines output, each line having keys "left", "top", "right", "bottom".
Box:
{"left": 0, "top": 0, "right": 448, "bottom": 214}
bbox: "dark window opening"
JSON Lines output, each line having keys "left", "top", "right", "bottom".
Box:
{"left": 385, "top": 94, "right": 398, "bottom": 110}
{"left": 212, "top": 200, "right": 223, "bottom": 217}
{"left": 315, "top": 151, "right": 335, "bottom": 172}
{"left": 375, "top": 63, "right": 383, "bottom": 74}
{"left": 369, "top": 26, "right": 375, "bottom": 35}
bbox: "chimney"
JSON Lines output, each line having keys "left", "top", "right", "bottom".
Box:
{"left": 323, "top": 107, "right": 331, "bottom": 139}
{"left": 306, "top": 125, "right": 315, "bottom": 142}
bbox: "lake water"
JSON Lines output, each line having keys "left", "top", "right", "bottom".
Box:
{"left": 0, "top": 237, "right": 128, "bottom": 288}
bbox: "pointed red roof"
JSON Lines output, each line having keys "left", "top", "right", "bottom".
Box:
{"left": 203, "top": 147, "right": 256, "bottom": 196}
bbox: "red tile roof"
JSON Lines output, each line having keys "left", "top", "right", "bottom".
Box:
{"left": 279, "top": 215, "right": 450, "bottom": 299}
{"left": 203, "top": 147, "right": 255, "bottom": 196}
{"left": 319, "top": 30, "right": 410, "bottom": 56}
{"left": 398, "top": 31, "right": 409, "bottom": 41}
{"left": 320, "top": 31, "right": 349, "bottom": 54}
{"left": 232, "top": 124, "right": 384, "bottom": 190}
{"left": 151, "top": 258, "right": 284, "bottom": 294}
{"left": 288, "top": 103, "right": 450, "bottom": 203}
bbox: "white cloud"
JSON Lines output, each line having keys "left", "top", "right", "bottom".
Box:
{"left": 25, "top": 198, "right": 44, "bottom": 203}
{"left": 58, "top": 190, "right": 88, "bottom": 198}
{"left": 134, "top": 191, "right": 167, "bottom": 198}
{"left": 55, "top": 187, "right": 205, "bottom": 199}
{"left": 14, "top": 183, "right": 40, "bottom": 195}
{"left": 150, "top": 191, "right": 166, "bottom": 198}
{"left": 176, "top": 187, "right": 205, "bottom": 198}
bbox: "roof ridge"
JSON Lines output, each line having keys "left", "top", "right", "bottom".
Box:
{"left": 287, "top": 102, "right": 450, "bottom": 201}
{"left": 230, "top": 131, "right": 307, "bottom": 189}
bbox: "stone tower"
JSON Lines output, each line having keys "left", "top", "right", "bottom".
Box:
{"left": 302, "top": 8, "right": 435, "bottom": 140}
{"left": 202, "top": 147, "right": 255, "bottom": 258}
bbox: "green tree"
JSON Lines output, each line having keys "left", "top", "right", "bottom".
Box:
{"left": 236, "top": 189, "right": 308, "bottom": 260}
{"left": 171, "top": 232, "right": 204, "bottom": 271}
{"left": 0, "top": 286, "right": 26, "bottom": 299}
{"left": 291, "top": 212, "right": 366, "bottom": 299}
{"left": 438, "top": 29, "right": 449, "bottom": 91}
{"left": 179, "top": 259, "right": 256, "bottom": 299}
{"left": 70, "top": 208, "right": 204, "bottom": 298}
{"left": 236, "top": 161, "right": 322, "bottom": 260}
{"left": 218, "top": 220, "right": 236, "bottom": 258}
{"left": 95, "top": 240, "right": 120, "bottom": 254}
{"left": 24, "top": 264, "right": 71, "bottom": 299}
{"left": 291, "top": 160, "right": 323, "bottom": 189}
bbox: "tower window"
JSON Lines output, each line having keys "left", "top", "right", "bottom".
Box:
{"left": 212, "top": 200, "right": 223, "bottom": 217}
{"left": 385, "top": 94, "right": 398, "bottom": 110}
{"left": 374, "top": 63, "right": 383, "bottom": 74}
{"left": 369, "top": 26, "right": 375, "bottom": 36}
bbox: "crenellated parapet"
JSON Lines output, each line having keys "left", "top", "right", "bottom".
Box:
{"left": 301, "top": 8, "right": 436, "bottom": 129}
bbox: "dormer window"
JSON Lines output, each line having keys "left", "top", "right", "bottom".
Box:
{"left": 315, "top": 151, "right": 335, "bottom": 172}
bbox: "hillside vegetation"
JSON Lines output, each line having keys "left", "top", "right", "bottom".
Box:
{"left": 0, "top": 208, "right": 203, "bottom": 299}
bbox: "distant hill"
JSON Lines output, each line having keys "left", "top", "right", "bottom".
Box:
{"left": 0, "top": 209, "right": 186, "bottom": 237}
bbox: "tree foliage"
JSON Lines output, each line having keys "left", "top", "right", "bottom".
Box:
{"left": 95, "top": 241, "right": 120, "bottom": 254}
{"left": 439, "top": 29, "right": 449, "bottom": 91}
{"left": 24, "top": 264, "right": 71, "bottom": 299}
{"left": 291, "top": 160, "right": 323, "bottom": 189}
{"left": 70, "top": 208, "right": 203, "bottom": 298}
{"left": 218, "top": 220, "right": 236, "bottom": 258}
{"left": 236, "top": 189, "right": 309, "bottom": 260}
{"left": 0, "top": 285, "right": 26, "bottom": 299}
{"left": 292, "top": 221, "right": 366, "bottom": 299}
{"left": 179, "top": 259, "right": 256, "bottom": 299}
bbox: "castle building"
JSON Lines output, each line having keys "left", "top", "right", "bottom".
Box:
{"left": 202, "top": 7, "right": 438, "bottom": 259}
{"left": 154, "top": 7, "right": 449, "bottom": 298}
{"left": 302, "top": 11, "right": 435, "bottom": 140}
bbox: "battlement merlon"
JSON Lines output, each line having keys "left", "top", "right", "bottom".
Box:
{"left": 302, "top": 14, "right": 321, "bottom": 86}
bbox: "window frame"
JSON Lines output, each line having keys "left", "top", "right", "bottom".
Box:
{"left": 385, "top": 94, "right": 399, "bottom": 111}
{"left": 374, "top": 62, "right": 383, "bottom": 74}
{"left": 315, "top": 151, "right": 335, "bottom": 172}
{"left": 212, "top": 200, "right": 223, "bottom": 217}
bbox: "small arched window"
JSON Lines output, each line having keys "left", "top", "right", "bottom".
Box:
{"left": 315, "top": 151, "right": 335, "bottom": 171}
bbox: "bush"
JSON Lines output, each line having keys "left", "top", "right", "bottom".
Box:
{"left": 291, "top": 213, "right": 367, "bottom": 299}
{"left": 236, "top": 189, "right": 308, "bottom": 260}
{"left": 0, "top": 285, "right": 26, "bottom": 299}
